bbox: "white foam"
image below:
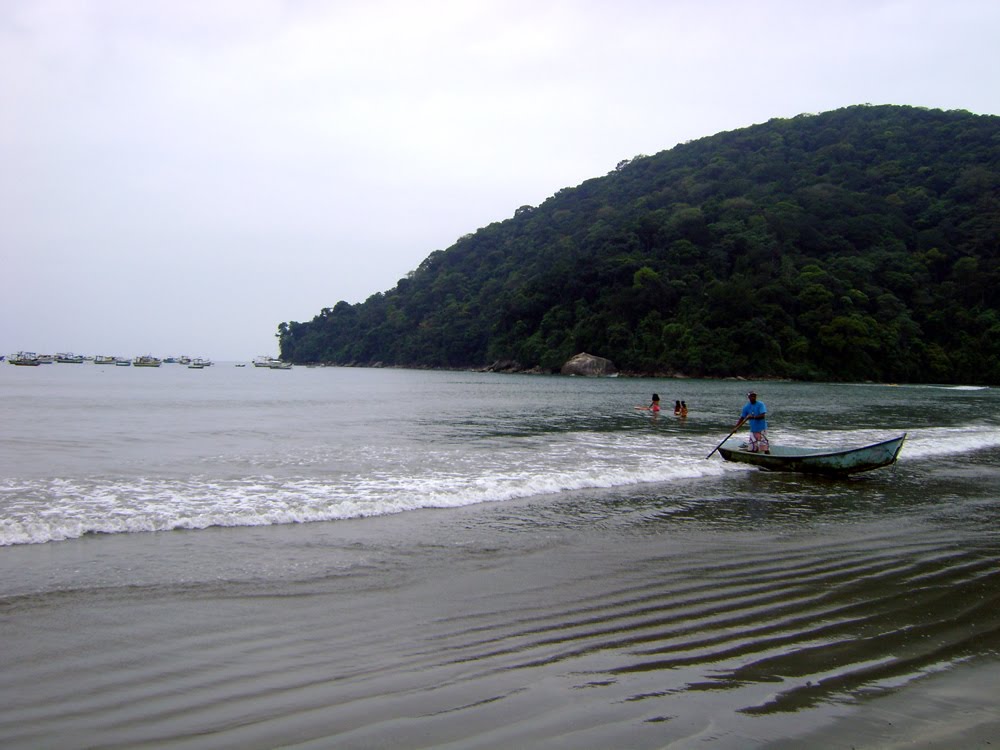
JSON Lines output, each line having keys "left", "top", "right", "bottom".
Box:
{"left": 764, "top": 425, "right": 1000, "bottom": 462}
{"left": 844, "top": 383, "right": 989, "bottom": 391}
{"left": 0, "top": 432, "right": 730, "bottom": 546}
{"left": 894, "top": 426, "right": 1000, "bottom": 460}
{"left": 3, "top": 423, "right": 997, "bottom": 547}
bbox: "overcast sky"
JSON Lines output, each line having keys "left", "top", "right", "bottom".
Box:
{"left": 3, "top": 0, "right": 999, "bottom": 360}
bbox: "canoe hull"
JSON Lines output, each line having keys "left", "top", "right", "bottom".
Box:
{"left": 718, "top": 434, "right": 906, "bottom": 476}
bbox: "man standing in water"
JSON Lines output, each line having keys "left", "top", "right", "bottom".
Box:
{"left": 739, "top": 391, "right": 769, "bottom": 453}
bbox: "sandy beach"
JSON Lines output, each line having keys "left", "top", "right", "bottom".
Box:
{"left": 769, "top": 659, "right": 1000, "bottom": 750}
{"left": 3, "top": 487, "right": 999, "bottom": 749}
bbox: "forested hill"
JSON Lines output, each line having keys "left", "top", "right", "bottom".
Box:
{"left": 278, "top": 104, "right": 1000, "bottom": 384}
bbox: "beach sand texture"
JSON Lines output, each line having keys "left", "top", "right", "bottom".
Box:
{"left": 2, "top": 490, "right": 999, "bottom": 749}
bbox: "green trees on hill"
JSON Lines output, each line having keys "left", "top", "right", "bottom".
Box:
{"left": 278, "top": 105, "right": 1000, "bottom": 384}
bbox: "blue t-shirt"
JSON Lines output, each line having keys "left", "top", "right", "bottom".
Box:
{"left": 741, "top": 400, "right": 767, "bottom": 431}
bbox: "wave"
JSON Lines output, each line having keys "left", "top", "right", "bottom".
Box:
{"left": 908, "top": 384, "right": 990, "bottom": 391}
{"left": 844, "top": 383, "right": 989, "bottom": 391}
{"left": 897, "top": 425, "right": 1000, "bottom": 459}
{"left": 2, "top": 425, "right": 998, "bottom": 546}
{"left": 773, "top": 424, "right": 1000, "bottom": 461}
{"left": 0, "top": 433, "right": 724, "bottom": 546}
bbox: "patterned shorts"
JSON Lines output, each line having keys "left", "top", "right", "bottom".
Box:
{"left": 749, "top": 430, "right": 769, "bottom": 453}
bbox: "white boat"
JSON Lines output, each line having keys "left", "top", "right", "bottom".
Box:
{"left": 94, "top": 355, "right": 118, "bottom": 365}
{"left": 254, "top": 355, "right": 281, "bottom": 368}
{"left": 269, "top": 361, "right": 292, "bottom": 370}
{"left": 8, "top": 351, "right": 41, "bottom": 366}
{"left": 115, "top": 358, "right": 131, "bottom": 366}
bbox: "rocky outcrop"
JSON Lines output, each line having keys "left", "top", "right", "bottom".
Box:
{"left": 560, "top": 352, "right": 618, "bottom": 377}
{"left": 484, "top": 359, "right": 524, "bottom": 373}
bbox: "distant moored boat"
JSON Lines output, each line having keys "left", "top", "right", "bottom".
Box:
{"left": 8, "top": 351, "right": 41, "bottom": 366}
{"left": 133, "top": 355, "right": 162, "bottom": 368}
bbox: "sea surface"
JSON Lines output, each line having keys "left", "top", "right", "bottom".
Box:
{"left": 1, "top": 363, "right": 998, "bottom": 748}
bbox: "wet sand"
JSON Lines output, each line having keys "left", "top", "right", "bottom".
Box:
{"left": 769, "top": 659, "right": 1000, "bottom": 750}
{"left": 2, "top": 485, "right": 999, "bottom": 749}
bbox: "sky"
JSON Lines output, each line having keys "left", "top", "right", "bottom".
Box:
{"left": 3, "top": 0, "right": 999, "bottom": 361}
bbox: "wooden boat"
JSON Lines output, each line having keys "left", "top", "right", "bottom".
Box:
{"left": 133, "top": 355, "right": 162, "bottom": 367}
{"left": 717, "top": 434, "right": 906, "bottom": 476}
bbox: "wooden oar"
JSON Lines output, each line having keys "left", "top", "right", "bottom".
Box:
{"left": 706, "top": 417, "right": 746, "bottom": 459}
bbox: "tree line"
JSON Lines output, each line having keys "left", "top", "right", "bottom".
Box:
{"left": 278, "top": 104, "right": 1000, "bottom": 384}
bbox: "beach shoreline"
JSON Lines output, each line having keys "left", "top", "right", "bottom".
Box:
{"left": 3, "top": 490, "right": 999, "bottom": 749}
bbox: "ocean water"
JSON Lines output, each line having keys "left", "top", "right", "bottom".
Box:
{"left": 3, "top": 364, "right": 997, "bottom": 548}
{"left": 1, "top": 363, "right": 998, "bottom": 748}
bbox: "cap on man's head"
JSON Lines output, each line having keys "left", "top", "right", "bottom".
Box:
{"left": 747, "top": 391, "right": 757, "bottom": 397}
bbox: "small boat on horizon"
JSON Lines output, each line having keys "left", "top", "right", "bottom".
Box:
{"left": 8, "top": 351, "right": 41, "bottom": 366}
{"left": 716, "top": 434, "right": 906, "bottom": 476}
{"left": 133, "top": 355, "right": 162, "bottom": 368}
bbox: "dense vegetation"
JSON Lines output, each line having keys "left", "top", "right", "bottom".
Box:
{"left": 278, "top": 105, "right": 1000, "bottom": 384}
